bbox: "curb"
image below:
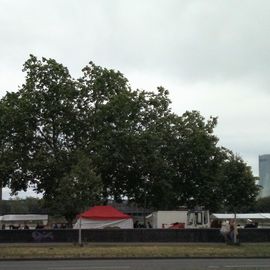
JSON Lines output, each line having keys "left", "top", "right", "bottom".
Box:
{"left": 2, "top": 256, "right": 270, "bottom": 261}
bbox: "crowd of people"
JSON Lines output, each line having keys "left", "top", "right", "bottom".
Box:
{"left": 2, "top": 224, "right": 30, "bottom": 230}
{"left": 133, "top": 220, "right": 152, "bottom": 228}
{"left": 1, "top": 223, "right": 70, "bottom": 230}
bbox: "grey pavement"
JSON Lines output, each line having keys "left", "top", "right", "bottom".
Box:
{"left": 1, "top": 258, "right": 270, "bottom": 270}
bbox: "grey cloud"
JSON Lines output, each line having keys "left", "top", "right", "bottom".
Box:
{"left": 88, "top": 0, "right": 270, "bottom": 84}
{"left": 0, "top": 0, "right": 270, "bottom": 180}
{"left": 1, "top": 0, "right": 270, "bottom": 83}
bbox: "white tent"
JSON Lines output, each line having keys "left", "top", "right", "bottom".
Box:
{"left": 73, "top": 205, "right": 133, "bottom": 229}
{"left": 211, "top": 213, "right": 270, "bottom": 228}
{"left": 0, "top": 214, "right": 48, "bottom": 229}
{"left": 0, "top": 214, "right": 48, "bottom": 222}
{"left": 211, "top": 213, "right": 270, "bottom": 220}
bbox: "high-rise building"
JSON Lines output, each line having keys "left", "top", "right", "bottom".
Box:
{"left": 259, "top": 154, "right": 270, "bottom": 198}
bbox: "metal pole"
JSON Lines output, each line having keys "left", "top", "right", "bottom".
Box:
{"left": 78, "top": 217, "right": 82, "bottom": 246}
{"left": 233, "top": 212, "right": 237, "bottom": 244}
{"left": 0, "top": 180, "right": 2, "bottom": 201}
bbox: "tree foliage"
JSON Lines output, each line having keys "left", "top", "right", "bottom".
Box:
{"left": 218, "top": 152, "right": 259, "bottom": 212}
{"left": 254, "top": 196, "right": 270, "bottom": 212}
{"left": 0, "top": 55, "right": 259, "bottom": 215}
{"left": 0, "top": 197, "right": 45, "bottom": 215}
{"left": 44, "top": 152, "right": 102, "bottom": 223}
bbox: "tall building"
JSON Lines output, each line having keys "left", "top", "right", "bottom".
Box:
{"left": 259, "top": 154, "right": 270, "bottom": 198}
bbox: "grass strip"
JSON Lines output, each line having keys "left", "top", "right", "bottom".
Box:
{"left": 1, "top": 244, "right": 270, "bottom": 259}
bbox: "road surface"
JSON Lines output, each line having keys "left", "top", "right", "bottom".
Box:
{"left": 1, "top": 258, "right": 270, "bottom": 270}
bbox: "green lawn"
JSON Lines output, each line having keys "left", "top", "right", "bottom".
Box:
{"left": 1, "top": 243, "right": 270, "bottom": 259}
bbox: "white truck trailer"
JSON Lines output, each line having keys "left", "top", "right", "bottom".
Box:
{"left": 146, "top": 209, "right": 210, "bottom": 229}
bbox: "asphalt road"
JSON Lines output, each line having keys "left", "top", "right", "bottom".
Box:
{"left": 1, "top": 259, "right": 270, "bottom": 270}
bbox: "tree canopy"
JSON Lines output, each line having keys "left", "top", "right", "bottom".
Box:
{"left": 0, "top": 55, "right": 259, "bottom": 217}
{"left": 254, "top": 196, "right": 270, "bottom": 212}
{"left": 217, "top": 152, "right": 259, "bottom": 212}
{"left": 0, "top": 197, "right": 45, "bottom": 215}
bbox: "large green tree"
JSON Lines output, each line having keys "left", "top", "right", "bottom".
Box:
{"left": 0, "top": 55, "right": 259, "bottom": 215}
{"left": 0, "top": 56, "right": 101, "bottom": 217}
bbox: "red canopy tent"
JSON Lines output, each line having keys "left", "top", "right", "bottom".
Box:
{"left": 74, "top": 206, "right": 133, "bottom": 229}
{"left": 79, "top": 206, "right": 131, "bottom": 220}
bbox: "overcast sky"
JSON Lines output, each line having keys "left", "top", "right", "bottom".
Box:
{"left": 1, "top": 0, "right": 270, "bottom": 199}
